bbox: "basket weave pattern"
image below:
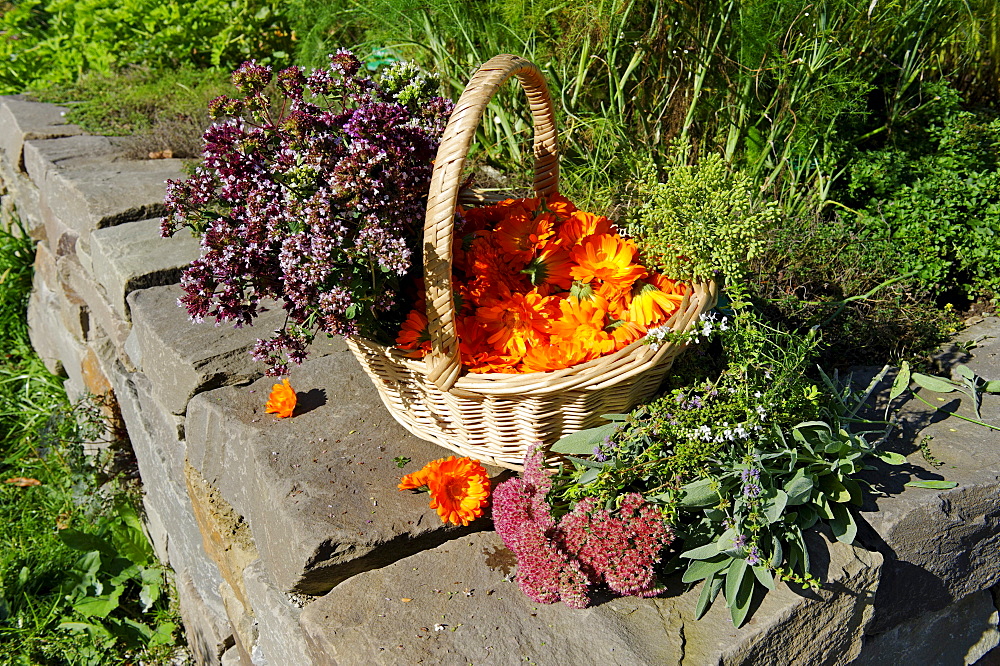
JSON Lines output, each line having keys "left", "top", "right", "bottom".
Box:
{"left": 347, "top": 54, "right": 717, "bottom": 469}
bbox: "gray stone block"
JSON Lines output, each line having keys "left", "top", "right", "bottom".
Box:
{"left": 856, "top": 590, "right": 1000, "bottom": 665}
{"left": 0, "top": 96, "right": 82, "bottom": 171}
{"left": 243, "top": 559, "right": 312, "bottom": 666}
{"left": 0, "top": 150, "right": 43, "bottom": 234}
{"left": 60, "top": 253, "right": 131, "bottom": 354}
{"left": 22, "top": 135, "right": 125, "bottom": 184}
{"left": 38, "top": 159, "right": 184, "bottom": 250}
{"left": 99, "top": 349, "right": 228, "bottom": 602}
{"left": 858, "top": 317, "right": 1000, "bottom": 633}
{"left": 126, "top": 284, "right": 286, "bottom": 414}
{"left": 27, "top": 273, "right": 85, "bottom": 385}
{"left": 185, "top": 349, "right": 487, "bottom": 595}
{"left": 299, "top": 530, "right": 881, "bottom": 666}
{"left": 175, "top": 569, "right": 234, "bottom": 666}
{"left": 90, "top": 217, "right": 200, "bottom": 320}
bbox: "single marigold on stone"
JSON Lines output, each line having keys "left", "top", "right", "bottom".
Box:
{"left": 265, "top": 378, "right": 296, "bottom": 418}
{"left": 399, "top": 456, "right": 491, "bottom": 526}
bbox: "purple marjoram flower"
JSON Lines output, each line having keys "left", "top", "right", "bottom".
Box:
{"left": 747, "top": 545, "right": 762, "bottom": 566}
{"left": 734, "top": 533, "right": 748, "bottom": 549}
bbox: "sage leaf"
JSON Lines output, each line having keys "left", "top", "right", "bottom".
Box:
{"left": 784, "top": 470, "right": 814, "bottom": 506}
{"left": 905, "top": 479, "right": 958, "bottom": 489}
{"left": 762, "top": 489, "right": 788, "bottom": 524}
{"left": 550, "top": 424, "right": 616, "bottom": 455}
{"left": 890, "top": 361, "right": 911, "bottom": 400}
{"left": 752, "top": 564, "right": 776, "bottom": 591}
{"left": 912, "top": 373, "right": 959, "bottom": 393}
{"left": 730, "top": 568, "right": 755, "bottom": 628}
{"left": 682, "top": 555, "right": 731, "bottom": 583}
{"left": 876, "top": 450, "right": 906, "bottom": 465}
{"left": 694, "top": 574, "right": 723, "bottom": 620}
{"left": 680, "top": 477, "right": 719, "bottom": 508}
{"left": 680, "top": 542, "right": 720, "bottom": 561}
{"left": 829, "top": 502, "right": 857, "bottom": 544}
{"left": 724, "top": 558, "right": 748, "bottom": 608}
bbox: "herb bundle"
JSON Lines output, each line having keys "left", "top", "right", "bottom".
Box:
{"left": 162, "top": 51, "right": 453, "bottom": 374}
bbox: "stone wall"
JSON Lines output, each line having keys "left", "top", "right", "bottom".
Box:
{"left": 2, "top": 94, "right": 999, "bottom": 665}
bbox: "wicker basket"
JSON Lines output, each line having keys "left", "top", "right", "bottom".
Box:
{"left": 346, "top": 54, "right": 717, "bottom": 469}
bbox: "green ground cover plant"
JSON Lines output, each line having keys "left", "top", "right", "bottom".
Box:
{"left": 0, "top": 221, "right": 184, "bottom": 664}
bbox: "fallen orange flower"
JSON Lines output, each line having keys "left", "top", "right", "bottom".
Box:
{"left": 399, "top": 456, "right": 491, "bottom": 526}
{"left": 265, "top": 378, "right": 297, "bottom": 418}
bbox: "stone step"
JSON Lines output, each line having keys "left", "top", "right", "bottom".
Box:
{"left": 0, "top": 95, "right": 82, "bottom": 172}
{"left": 90, "top": 217, "right": 201, "bottom": 321}
{"left": 184, "top": 348, "right": 495, "bottom": 596}
{"left": 126, "top": 284, "right": 287, "bottom": 415}
{"left": 297, "top": 529, "right": 881, "bottom": 666}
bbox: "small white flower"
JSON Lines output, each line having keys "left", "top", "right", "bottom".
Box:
{"left": 435, "top": 624, "right": 447, "bottom": 631}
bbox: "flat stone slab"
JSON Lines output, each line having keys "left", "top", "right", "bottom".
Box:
{"left": 23, "top": 134, "right": 126, "bottom": 184}
{"left": 298, "top": 530, "right": 881, "bottom": 666}
{"left": 90, "top": 217, "right": 201, "bottom": 320}
{"left": 857, "top": 317, "right": 1000, "bottom": 633}
{"left": 185, "top": 349, "right": 493, "bottom": 595}
{"left": 126, "top": 284, "right": 287, "bottom": 414}
{"left": 0, "top": 96, "right": 83, "bottom": 170}
{"left": 38, "top": 159, "right": 185, "bottom": 248}
{"left": 856, "top": 589, "right": 999, "bottom": 665}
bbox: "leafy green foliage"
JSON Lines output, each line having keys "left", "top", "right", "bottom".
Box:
{"left": 0, "top": 220, "right": 183, "bottom": 663}
{"left": 844, "top": 108, "right": 1000, "bottom": 299}
{"left": 629, "top": 153, "right": 777, "bottom": 284}
{"left": 546, "top": 306, "right": 901, "bottom": 626}
{"left": 0, "top": 0, "right": 293, "bottom": 94}
{"left": 31, "top": 66, "right": 234, "bottom": 157}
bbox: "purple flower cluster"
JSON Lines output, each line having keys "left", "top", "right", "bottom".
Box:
{"left": 493, "top": 444, "right": 674, "bottom": 608}
{"left": 162, "top": 51, "right": 454, "bottom": 374}
{"left": 741, "top": 468, "right": 762, "bottom": 498}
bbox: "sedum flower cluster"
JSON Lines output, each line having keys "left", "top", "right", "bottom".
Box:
{"left": 492, "top": 443, "right": 674, "bottom": 608}
{"left": 161, "top": 51, "right": 454, "bottom": 374}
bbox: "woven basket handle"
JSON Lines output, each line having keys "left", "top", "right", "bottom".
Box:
{"left": 423, "top": 54, "right": 559, "bottom": 392}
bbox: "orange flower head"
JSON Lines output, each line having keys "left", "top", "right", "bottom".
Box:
{"left": 458, "top": 316, "right": 519, "bottom": 373}
{"left": 520, "top": 241, "right": 574, "bottom": 291}
{"left": 399, "top": 456, "right": 491, "bottom": 526}
{"left": 609, "top": 319, "right": 647, "bottom": 350}
{"left": 465, "top": 233, "right": 529, "bottom": 297}
{"left": 548, "top": 294, "right": 615, "bottom": 359}
{"left": 495, "top": 206, "right": 554, "bottom": 258}
{"left": 395, "top": 309, "right": 431, "bottom": 355}
{"left": 520, "top": 338, "right": 590, "bottom": 372}
{"left": 265, "top": 378, "right": 296, "bottom": 418}
{"left": 475, "top": 289, "right": 559, "bottom": 360}
{"left": 398, "top": 466, "right": 433, "bottom": 491}
{"left": 624, "top": 279, "right": 685, "bottom": 327}
{"left": 557, "top": 210, "right": 614, "bottom": 246}
{"left": 570, "top": 234, "right": 647, "bottom": 293}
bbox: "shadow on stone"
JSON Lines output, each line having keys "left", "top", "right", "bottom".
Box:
{"left": 295, "top": 388, "right": 327, "bottom": 415}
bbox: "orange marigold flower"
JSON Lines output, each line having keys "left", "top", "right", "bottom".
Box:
{"left": 495, "top": 206, "right": 554, "bottom": 257}
{"left": 395, "top": 309, "right": 431, "bottom": 355}
{"left": 458, "top": 317, "right": 519, "bottom": 373}
{"left": 399, "top": 456, "right": 491, "bottom": 526}
{"left": 476, "top": 289, "right": 559, "bottom": 360}
{"left": 570, "top": 234, "right": 647, "bottom": 293}
{"left": 265, "top": 378, "right": 296, "bottom": 418}
{"left": 610, "top": 319, "right": 647, "bottom": 350}
{"left": 624, "top": 279, "right": 685, "bottom": 327}
{"left": 520, "top": 339, "right": 590, "bottom": 372}
{"left": 398, "top": 466, "right": 433, "bottom": 491}
{"left": 465, "top": 233, "right": 529, "bottom": 297}
{"left": 520, "top": 241, "right": 574, "bottom": 291}
{"left": 548, "top": 294, "right": 615, "bottom": 359}
{"left": 557, "top": 210, "right": 614, "bottom": 246}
